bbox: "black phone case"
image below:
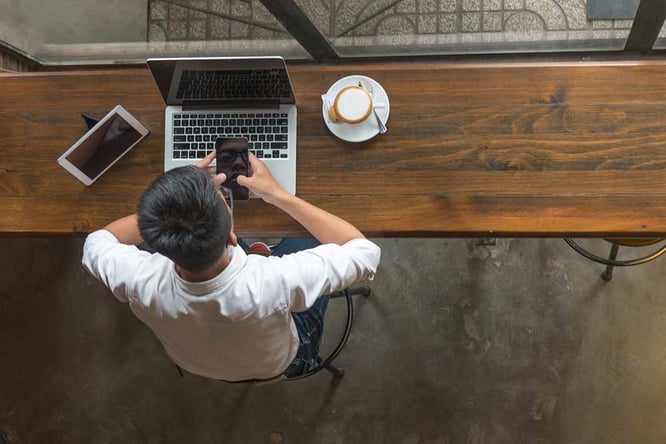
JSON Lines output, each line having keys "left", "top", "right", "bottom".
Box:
{"left": 215, "top": 137, "right": 250, "bottom": 200}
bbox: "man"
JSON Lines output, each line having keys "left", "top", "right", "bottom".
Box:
{"left": 82, "top": 152, "right": 380, "bottom": 381}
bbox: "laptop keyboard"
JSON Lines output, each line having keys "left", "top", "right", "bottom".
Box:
{"left": 171, "top": 112, "right": 289, "bottom": 160}
{"left": 176, "top": 69, "right": 292, "bottom": 100}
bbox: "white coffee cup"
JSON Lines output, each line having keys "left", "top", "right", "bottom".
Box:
{"left": 328, "top": 86, "right": 372, "bottom": 124}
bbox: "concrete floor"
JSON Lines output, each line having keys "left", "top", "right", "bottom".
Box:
{"left": 1, "top": 236, "right": 666, "bottom": 443}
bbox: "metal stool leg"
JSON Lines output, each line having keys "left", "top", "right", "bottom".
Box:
{"left": 601, "top": 243, "right": 620, "bottom": 281}
{"left": 324, "top": 362, "right": 345, "bottom": 377}
{"left": 317, "top": 356, "right": 345, "bottom": 378}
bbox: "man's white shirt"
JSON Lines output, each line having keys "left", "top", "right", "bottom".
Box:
{"left": 82, "top": 230, "right": 380, "bottom": 381}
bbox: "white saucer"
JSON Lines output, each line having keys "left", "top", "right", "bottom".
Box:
{"left": 322, "top": 75, "right": 390, "bottom": 143}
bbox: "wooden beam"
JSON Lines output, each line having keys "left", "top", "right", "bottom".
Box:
{"left": 625, "top": 0, "right": 666, "bottom": 52}
{"left": 257, "top": 0, "right": 338, "bottom": 60}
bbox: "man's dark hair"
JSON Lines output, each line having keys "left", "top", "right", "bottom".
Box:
{"left": 137, "top": 166, "right": 232, "bottom": 272}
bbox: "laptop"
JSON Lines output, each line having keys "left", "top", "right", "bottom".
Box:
{"left": 147, "top": 56, "right": 297, "bottom": 195}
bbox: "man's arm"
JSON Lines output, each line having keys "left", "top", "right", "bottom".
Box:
{"left": 104, "top": 214, "right": 142, "bottom": 245}
{"left": 238, "top": 155, "right": 381, "bottom": 310}
{"left": 270, "top": 193, "right": 364, "bottom": 245}
{"left": 237, "top": 153, "right": 364, "bottom": 245}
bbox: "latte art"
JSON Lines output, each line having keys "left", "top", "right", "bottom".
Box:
{"left": 328, "top": 86, "right": 372, "bottom": 124}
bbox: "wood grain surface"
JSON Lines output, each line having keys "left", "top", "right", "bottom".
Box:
{"left": 2, "top": 61, "right": 666, "bottom": 237}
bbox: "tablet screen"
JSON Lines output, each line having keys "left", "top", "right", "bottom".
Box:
{"left": 65, "top": 113, "right": 143, "bottom": 180}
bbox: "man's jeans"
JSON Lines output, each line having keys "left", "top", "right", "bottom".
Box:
{"left": 242, "top": 238, "right": 329, "bottom": 377}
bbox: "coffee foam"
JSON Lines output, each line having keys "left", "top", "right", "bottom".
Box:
{"left": 336, "top": 87, "right": 371, "bottom": 122}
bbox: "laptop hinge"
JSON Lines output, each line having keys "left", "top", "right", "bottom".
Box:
{"left": 181, "top": 99, "right": 282, "bottom": 111}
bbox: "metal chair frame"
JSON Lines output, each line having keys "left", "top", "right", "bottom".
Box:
{"left": 564, "top": 238, "right": 666, "bottom": 281}
{"left": 283, "top": 286, "right": 370, "bottom": 381}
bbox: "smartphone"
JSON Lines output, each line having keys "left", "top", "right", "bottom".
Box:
{"left": 216, "top": 137, "right": 250, "bottom": 200}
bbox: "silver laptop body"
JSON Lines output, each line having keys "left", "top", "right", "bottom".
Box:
{"left": 147, "top": 56, "right": 297, "bottom": 195}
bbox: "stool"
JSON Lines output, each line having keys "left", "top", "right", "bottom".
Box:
{"left": 564, "top": 238, "right": 666, "bottom": 281}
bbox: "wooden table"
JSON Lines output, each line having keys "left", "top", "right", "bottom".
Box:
{"left": 2, "top": 61, "right": 666, "bottom": 237}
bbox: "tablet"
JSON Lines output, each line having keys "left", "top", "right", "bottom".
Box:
{"left": 57, "top": 105, "right": 149, "bottom": 185}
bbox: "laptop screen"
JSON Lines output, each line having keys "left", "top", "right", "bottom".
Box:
{"left": 147, "top": 57, "right": 296, "bottom": 107}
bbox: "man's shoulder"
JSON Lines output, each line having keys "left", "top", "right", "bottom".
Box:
{"left": 85, "top": 229, "right": 119, "bottom": 243}
{"left": 83, "top": 229, "right": 157, "bottom": 265}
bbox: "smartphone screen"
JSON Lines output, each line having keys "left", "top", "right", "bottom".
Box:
{"left": 216, "top": 137, "right": 250, "bottom": 200}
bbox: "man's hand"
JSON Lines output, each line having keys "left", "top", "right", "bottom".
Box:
{"left": 237, "top": 153, "right": 289, "bottom": 205}
{"left": 196, "top": 151, "right": 226, "bottom": 187}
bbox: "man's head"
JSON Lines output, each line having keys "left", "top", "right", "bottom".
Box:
{"left": 137, "top": 166, "right": 232, "bottom": 273}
